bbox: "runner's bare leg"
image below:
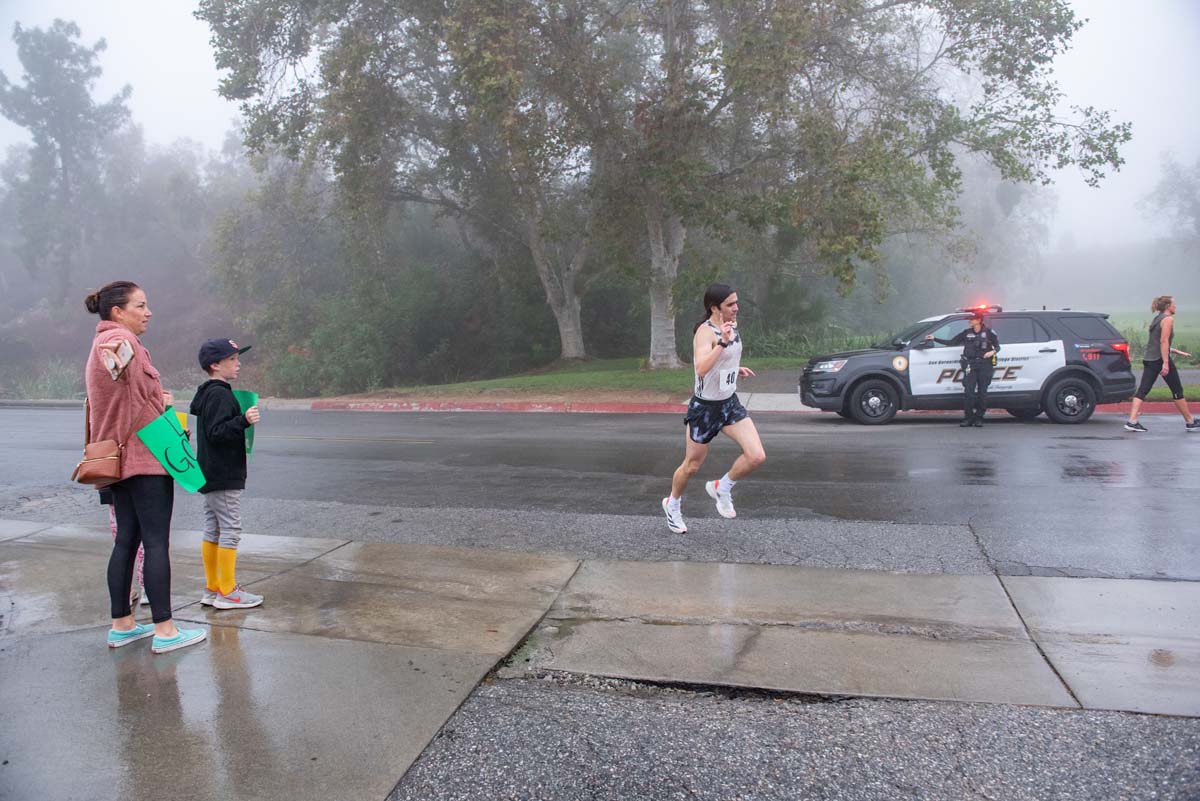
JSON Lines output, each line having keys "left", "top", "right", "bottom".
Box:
{"left": 671, "top": 430, "right": 709, "bottom": 499}
{"left": 721, "top": 417, "right": 766, "bottom": 481}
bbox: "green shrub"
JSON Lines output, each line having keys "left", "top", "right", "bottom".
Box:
{"left": 742, "top": 325, "right": 883, "bottom": 360}
{"left": 1120, "top": 326, "right": 1200, "bottom": 366}
{"left": 1, "top": 359, "right": 84, "bottom": 399}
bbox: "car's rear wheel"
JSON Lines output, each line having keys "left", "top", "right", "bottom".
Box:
{"left": 1006, "top": 407, "right": 1042, "bottom": 420}
{"left": 1043, "top": 377, "right": 1097, "bottom": 424}
{"left": 848, "top": 379, "right": 899, "bottom": 425}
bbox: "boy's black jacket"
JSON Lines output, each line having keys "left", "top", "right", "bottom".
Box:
{"left": 189, "top": 379, "right": 249, "bottom": 493}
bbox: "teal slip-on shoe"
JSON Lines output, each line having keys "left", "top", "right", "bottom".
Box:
{"left": 107, "top": 623, "right": 155, "bottom": 649}
{"left": 151, "top": 627, "right": 207, "bottom": 654}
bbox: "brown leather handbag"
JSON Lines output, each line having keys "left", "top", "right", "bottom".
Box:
{"left": 70, "top": 397, "right": 144, "bottom": 488}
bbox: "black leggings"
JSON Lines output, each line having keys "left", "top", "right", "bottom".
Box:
{"left": 1136, "top": 359, "right": 1184, "bottom": 400}
{"left": 108, "top": 475, "right": 174, "bottom": 623}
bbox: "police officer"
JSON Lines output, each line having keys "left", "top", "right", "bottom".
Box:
{"left": 929, "top": 312, "right": 1001, "bottom": 427}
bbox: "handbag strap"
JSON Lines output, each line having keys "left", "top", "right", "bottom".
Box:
{"left": 118, "top": 396, "right": 152, "bottom": 450}
{"left": 84, "top": 370, "right": 154, "bottom": 450}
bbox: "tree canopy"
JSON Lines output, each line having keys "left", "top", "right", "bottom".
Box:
{"left": 197, "top": 0, "right": 1129, "bottom": 367}
{"left": 0, "top": 20, "right": 132, "bottom": 300}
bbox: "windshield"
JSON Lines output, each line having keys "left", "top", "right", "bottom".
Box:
{"left": 882, "top": 321, "right": 934, "bottom": 347}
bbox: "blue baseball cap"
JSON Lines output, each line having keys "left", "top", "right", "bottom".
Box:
{"left": 198, "top": 338, "right": 251, "bottom": 370}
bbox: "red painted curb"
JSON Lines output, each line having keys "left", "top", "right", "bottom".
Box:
{"left": 1096, "top": 401, "right": 1199, "bottom": 414}
{"left": 311, "top": 399, "right": 690, "bottom": 414}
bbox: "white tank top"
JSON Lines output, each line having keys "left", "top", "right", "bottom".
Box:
{"left": 694, "top": 321, "right": 743, "bottom": 401}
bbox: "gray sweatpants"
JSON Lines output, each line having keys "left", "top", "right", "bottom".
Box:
{"left": 202, "top": 489, "right": 243, "bottom": 549}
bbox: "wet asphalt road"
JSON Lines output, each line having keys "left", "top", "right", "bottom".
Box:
{"left": 5, "top": 405, "right": 1199, "bottom": 800}
{"left": 2, "top": 406, "right": 1197, "bottom": 579}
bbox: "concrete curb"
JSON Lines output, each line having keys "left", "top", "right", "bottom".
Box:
{"left": 0, "top": 399, "right": 84, "bottom": 408}
{"left": 0, "top": 397, "right": 310, "bottom": 411}
{"left": 310, "top": 397, "right": 1200, "bottom": 416}
{"left": 311, "top": 399, "right": 694, "bottom": 414}
{"left": 1096, "top": 401, "right": 1200, "bottom": 414}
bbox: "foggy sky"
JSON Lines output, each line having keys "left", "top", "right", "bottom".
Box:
{"left": 1, "top": 0, "right": 1198, "bottom": 250}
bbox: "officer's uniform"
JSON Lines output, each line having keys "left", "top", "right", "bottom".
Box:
{"left": 936, "top": 322, "right": 1001, "bottom": 425}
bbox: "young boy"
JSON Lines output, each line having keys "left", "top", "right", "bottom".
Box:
{"left": 190, "top": 338, "right": 263, "bottom": 610}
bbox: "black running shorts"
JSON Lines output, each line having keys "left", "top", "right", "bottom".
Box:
{"left": 684, "top": 394, "right": 748, "bottom": 444}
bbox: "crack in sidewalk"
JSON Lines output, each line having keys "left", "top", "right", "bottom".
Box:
{"left": 967, "top": 517, "right": 1083, "bottom": 709}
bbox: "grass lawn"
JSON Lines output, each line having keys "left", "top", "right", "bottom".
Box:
{"left": 1106, "top": 308, "right": 1200, "bottom": 338}
{"left": 356, "top": 356, "right": 808, "bottom": 401}
{"left": 364, "top": 358, "right": 691, "bottom": 399}
{"left": 1145, "top": 384, "right": 1200, "bottom": 403}
{"left": 346, "top": 356, "right": 1200, "bottom": 403}
{"left": 1105, "top": 308, "right": 1200, "bottom": 364}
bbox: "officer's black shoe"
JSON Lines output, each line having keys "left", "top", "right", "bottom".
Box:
{"left": 960, "top": 419, "right": 974, "bottom": 427}
{"left": 972, "top": 419, "right": 984, "bottom": 427}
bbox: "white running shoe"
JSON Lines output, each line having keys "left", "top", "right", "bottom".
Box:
{"left": 213, "top": 585, "right": 264, "bottom": 610}
{"left": 661, "top": 498, "right": 687, "bottom": 534}
{"left": 706, "top": 480, "right": 736, "bottom": 519}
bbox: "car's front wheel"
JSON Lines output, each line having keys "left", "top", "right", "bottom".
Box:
{"left": 1043, "top": 377, "right": 1097, "bottom": 424}
{"left": 848, "top": 379, "right": 899, "bottom": 425}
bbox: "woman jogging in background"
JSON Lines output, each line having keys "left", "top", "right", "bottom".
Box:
{"left": 1125, "top": 295, "right": 1199, "bottom": 433}
{"left": 85, "top": 280, "right": 206, "bottom": 653}
{"left": 662, "top": 283, "right": 765, "bottom": 534}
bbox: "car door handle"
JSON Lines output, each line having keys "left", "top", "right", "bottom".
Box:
{"left": 1039, "top": 348, "right": 1057, "bottom": 353}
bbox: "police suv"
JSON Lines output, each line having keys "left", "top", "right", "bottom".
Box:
{"left": 799, "top": 306, "right": 1137, "bottom": 425}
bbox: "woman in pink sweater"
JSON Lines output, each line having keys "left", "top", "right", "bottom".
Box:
{"left": 85, "top": 281, "right": 206, "bottom": 654}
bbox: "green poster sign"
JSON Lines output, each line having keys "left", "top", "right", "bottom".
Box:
{"left": 137, "top": 408, "right": 207, "bottom": 493}
{"left": 233, "top": 389, "right": 258, "bottom": 455}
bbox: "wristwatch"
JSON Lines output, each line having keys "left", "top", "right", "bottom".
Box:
{"left": 718, "top": 340, "right": 731, "bottom": 348}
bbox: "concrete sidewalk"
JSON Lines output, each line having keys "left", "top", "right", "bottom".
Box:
{"left": 1, "top": 520, "right": 1197, "bottom": 800}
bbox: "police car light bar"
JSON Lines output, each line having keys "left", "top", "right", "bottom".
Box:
{"left": 955, "top": 304, "right": 1003, "bottom": 313}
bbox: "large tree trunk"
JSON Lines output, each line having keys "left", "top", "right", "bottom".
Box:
{"left": 646, "top": 196, "right": 686, "bottom": 369}
{"left": 521, "top": 203, "right": 588, "bottom": 360}
{"left": 550, "top": 291, "right": 586, "bottom": 360}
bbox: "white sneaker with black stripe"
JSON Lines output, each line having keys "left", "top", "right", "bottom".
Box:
{"left": 661, "top": 498, "right": 687, "bottom": 534}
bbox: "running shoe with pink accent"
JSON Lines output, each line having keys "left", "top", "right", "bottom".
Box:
{"left": 706, "top": 480, "right": 736, "bottom": 519}
{"left": 212, "top": 585, "right": 264, "bottom": 610}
